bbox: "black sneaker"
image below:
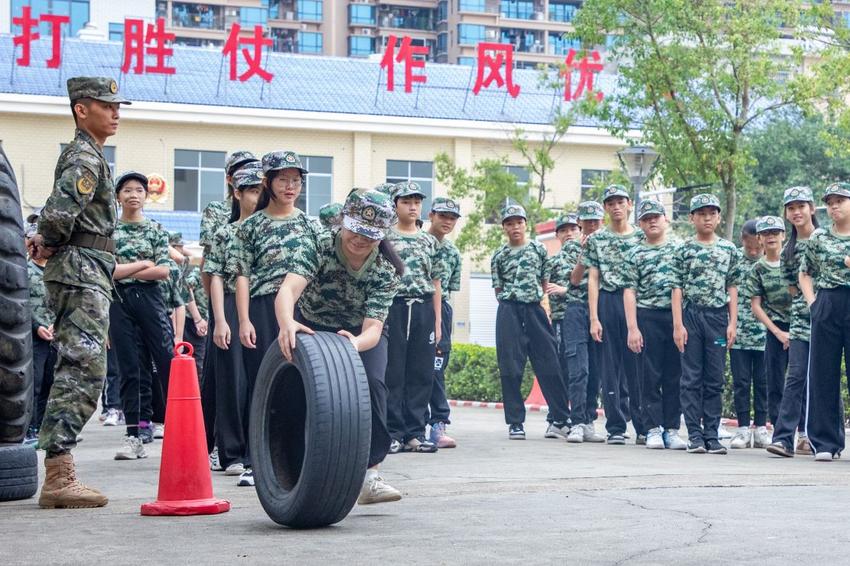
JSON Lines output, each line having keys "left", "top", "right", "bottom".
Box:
{"left": 686, "top": 439, "right": 706, "bottom": 454}
{"left": 607, "top": 434, "right": 626, "bottom": 445}
{"left": 636, "top": 434, "right": 647, "bottom": 446}
{"left": 401, "top": 436, "right": 438, "bottom": 453}
{"left": 509, "top": 424, "right": 526, "bottom": 440}
{"left": 388, "top": 439, "right": 402, "bottom": 454}
{"left": 705, "top": 439, "right": 727, "bottom": 454}
{"left": 766, "top": 441, "right": 793, "bottom": 458}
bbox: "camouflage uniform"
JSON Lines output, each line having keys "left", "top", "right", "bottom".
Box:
{"left": 28, "top": 260, "right": 55, "bottom": 332}
{"left": 623, "top": 239, "right": 679, "bottom": 310}
{"left": 28, "top": 260, "right": 58, "bottom": 434}
{"left": 732, "top": 253, "right": 767, "bottom": 351}
{"left": 199, "top": 150, "right": 258, "bottom": 256}
{"left": 113, "top": 219, "right": 170, "bottom": 283}
{"left": 185, "top": 265, "right": 209, "bottom": 321}
{"left": 386, "top": 229, "right": 443, "bottom": 297}
{"left": 491, "top": 240, "right": 549, "bottom": 302}
{"left": 160, "top": 257, "right": 188, "bottom": 313}
{"left": 318, "top": 202, "right": 343, "bottom": 230}
{"left": 205, "top": 223, "right": 242, "bottom": 294}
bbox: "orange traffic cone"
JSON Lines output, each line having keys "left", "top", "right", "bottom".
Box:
{"left": 141, "top": 343, "right": 230, "bottom": 516}
{"left": 524, "top": 377, "right": 547, "bottom": 406}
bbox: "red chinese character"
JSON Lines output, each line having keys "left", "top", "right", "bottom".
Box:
{"left": 40, "top": 14, "right": 70, "bottom": 68}
{"left": 222, "top": 24, "right": 274, "bottom": 82}
{"left": 380, "top": 35, "right": 428, "bottom": 93}
{"left": 472, "top": 42, "right": 520, "bottom": 98}
{"left": 12, "top": 7, "right": 69, "bottom": 68}
{"left": 563, "top": 49, "right": 604, "bottom": 102}
{"left": 121, "top": 17, "right": 175, "bottom": 75}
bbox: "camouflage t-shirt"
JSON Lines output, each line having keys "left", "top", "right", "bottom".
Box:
{"left": 492, "top": 240, "right": 549, "bottom": 303}
{"left": 204, "top": 222, "right": 241, "bottom": 295}
{"left": 545, "top": 239, "right": 582, "bottom": 320}
{"left": 732, "top": 252, "right": 766, "bottom": 351}
{"left": 672, "top": 237, "right": 743, "bottom": 308}
{"left": 745, "top": 258, "right": 792, "bottom": 325}
{"left": 113, "top": 218, "right": 170, "bottom": 285}
{"left": 386, "top": 229, "right": 443, "bottom": 297}
{"left": 623, "top": 239, "right": 679, "bottom": 309}
{"left": 294, "top": 231, "right": 401, "bottom": 329}
{"left": 235, "top": 209, "right": 327, "bottom": 298}
{"left": 185, "top": 265, "right": 208, "bottom": 320}
{"left": 782, "top": 239, "right": 811, "bottom": 342}
{"left": 582, "top": 227, "right": 645, "bottom": 292}
{"left": 434, "top": 237, "right": 462, "bottom": 301}
{"left": 800, "top": 227, "right": 850, "bottom": 291}
{"left": 200, "top": 199, "right": 231, "bottom": 252}
{"left": 28, "top": 260, "right": 54, "bottom": 331}
{"left": 160, "top": 258, "right": 188, "bottom": 312}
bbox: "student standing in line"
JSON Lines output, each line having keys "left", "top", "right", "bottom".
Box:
{"left": 767, "top": 187, "right": 818, "bottom": 457}
{"left": 583, "top": 185, "right": 645, "bottom": 445}
{"left": 798, "top": 183, "right": 850, "bottom": 461}
{"left": 492, "top": 202, "right": 571, "bottom": 440}
{"left": 623, "top": 200, "right": 687, "bottom": 450}
{"left": 672, "top": 194, "right": 743, "bottom": 455}
{"left": 729, "top": 220, "right": 767, "bottom": 449}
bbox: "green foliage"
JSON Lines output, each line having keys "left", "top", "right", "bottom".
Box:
{"left": 444, "top": 343, "right": 534, "bottom": 402}
{"left": 511, "top": 110, "right": 575, "bottom": 205}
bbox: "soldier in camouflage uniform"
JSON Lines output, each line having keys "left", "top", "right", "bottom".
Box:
{"left": 622, "top": 200, "right": 686, "bottom": 450}
{"left": 491, "top": 203, "right": 570, "bottom": 440}
{"left": 582, "top": 185, "right": 646, "bottom": 444}
{"left": 183, "top": 263, "right": 209, "bottom": 386}
{"left": 318, "top": 202, "right": 343, "bottom": 229}
{"left": 384, "top": 182, "right": 444, "bottom": 453}
{"left": 426, "top": 196, "right": 463, "bottom": 449}
{"left": 768, "top": 187, "right": 818, "bottom": 457}
{"left": 747, "top": 216, "right": 792, "bottom": 447}
{"left": 728, "top": 219, "right": 767, "bottom": 449}
{"left": 798, "top": 183, "right": 850, "bottom": 460}
{"left": 276, "top": 189, "right": 402, "bottom": 504}
{"left": 29, "top": 77, "right": 130, "bottom": 508}
{"left": 108, "top": 170, "right": 175, "bottom": 459}
{"left": 672, "top": 194, "right": 744, "bottom": 454}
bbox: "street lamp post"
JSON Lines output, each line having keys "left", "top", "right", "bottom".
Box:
{"left": 617, "top": 145, "right": 659, "bottom": 220}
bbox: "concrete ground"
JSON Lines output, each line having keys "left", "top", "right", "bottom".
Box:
{"left": 3, "top": 406, "right": 850, "bottom": 565}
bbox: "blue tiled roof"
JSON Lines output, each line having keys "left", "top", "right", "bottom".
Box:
{"left": 146, "top": 210, "right": 202, "bottom": 242}
{"left": 0, "top": 35, "right": 617, "bottom": 127}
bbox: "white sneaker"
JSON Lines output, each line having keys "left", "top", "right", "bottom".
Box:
{"left": 753, "top": 426, "right": 771, "bottom": 448}
{"left": 153, "top": 423, "right": 164, "bottom": 439}
{"left": 730, "top": 427, "right": 752, "bottom": 449}
{"left": 664, "top": 429, "right": 687, "bottom": 450}
{"left": 815, "top": 451, "right": 836, "bottom": 462}
{"left": 582, "top": 423, "right": 607, "bottom": 443}
{"left": 115, "top": 436, "right": 147, "bottom": 460}
{"left": 357, "top": 470, "right": 402, "bottom": 505}
{"left": 646, "top": 426, "right": 665, "bottom": 449}
{"left": 544, "top": 422, "right": 570, "bottom": 439}
{"left": 103, "top": 408, "right": 121, "bottom": 427}
{"left": 225, "top": 462, "right": 245, "bottom": 476}
{"left": 209, "top": 447, "right": 223, "bottom": 471}
{"left": 566, "top": 425, "right": 585, "bottom": 443}
{"left": 237, "top": 469, "right": 255, "bottom": 486}
{"left": 717, "top": 425, "right": 733, "bottom": 439}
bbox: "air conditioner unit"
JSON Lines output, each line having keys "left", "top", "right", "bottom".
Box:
{"left": 485, "top": 29, "right": 497, "bottom": 39}
{"left": 360, "top": 28, "right": 373, "bottom": 36}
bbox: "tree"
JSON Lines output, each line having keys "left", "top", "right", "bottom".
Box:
{"left": 571, "top": 0, "right": 820, "bottom": 238}
{"left": 510, "top": 111, "right": 573, "bottom": 205}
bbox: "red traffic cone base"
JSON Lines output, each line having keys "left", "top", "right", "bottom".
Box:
{"left": 524, "top": 377, "right": 546, "bottom": 406}
{"left": 141, "top": 342, "right": 230, "bottom": 516}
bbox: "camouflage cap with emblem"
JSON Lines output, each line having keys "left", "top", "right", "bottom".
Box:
{"left": 262, "top": 150, "right": 309, "bottom": 175}
{"left": 225, "top": 150, "right": 259, "bottom": 176}
{"left": 343, "top": 189, "right": 397, "bottom": 240}
{"left": 637, "top": 199, "right": 666, "bottom": 220}
{"left": 689, "top": 193, "right": 722, "bottom": 213}
{"left": 756, "top": 215, "right": 785, "bottom": 233}
{"left": 577, "top": 200, "right": 605, "bottom": 221}
{"left": 555, "top": 213, "right": 579, "bottom": 230}
{"left": 392, "top": 181, "right": 427, "bottom": 202}
{"left": 114, "top": 170, "right": 148, "bottom": 192}
{"left": 501, "top": 202, "right": 527, "bottom": 223}
{"left": 602, "top": 184, "right": 630, "bottom": 203}
{"left": 319, "top": 202, "right": 344, "bottom": 229}
{"left": 822, "top": 182, "right": 850, "bottom": 202}
{"left": 67, "top": 76, "right": 131, "bottom": 104}
{"left": 168, "top": 231, "right": 185, "bottom": 246}
{"left": 232, "top": 161, "right": 264, "bottom": 189}
{"left": 431, "top": 197, "right": 461, "bottom": 217}
{"left": 372, "top": 183, "right": 396, "bottom": 197}
{"left": 783, "top": 186, "right": 814, "bottom": 206}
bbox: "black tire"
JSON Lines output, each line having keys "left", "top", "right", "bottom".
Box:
{"left": 249, "top": 331, "right": 372, "bottom": 529}
{"left": 0, "top": 445, "right": 38, "bottom": 500}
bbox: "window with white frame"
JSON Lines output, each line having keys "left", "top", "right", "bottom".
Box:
{"left": 386, "top": 160, "right": 434, "bottom": 218}
{"left": 296, "top": 155, "right": 333, "bottom": 216}
{"left": 173, "top": 149, "right": 226, "bottom": 212}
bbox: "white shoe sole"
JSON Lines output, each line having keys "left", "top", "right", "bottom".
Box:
{"left": 358, "top": 492, "right": 402, "bottom": 505}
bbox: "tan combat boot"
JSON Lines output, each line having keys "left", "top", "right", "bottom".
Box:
{"left": 38, "top": 453, "right": 108, "bottom": 509}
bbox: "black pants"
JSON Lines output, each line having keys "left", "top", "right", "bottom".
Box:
{"left": 31, "top": 336, "right": 57, "bottom": 430}
{"left": 100, "top": 345, "right": 121, "bottom": 411}
{"left": 638, "top": 308, "right": 681, "bottom": 430}
{"left": 806, "top": 288, "right": 850, "bottom": 456}
{"left": 184, "top": 317, "right": 207, "bottom": 386}
{"left": 596, "top": 290, "right": 643, "bottom": 436}
{"left": 110, "top": 283, "right": 175, "bottom": 434}
{"left": 730, "top": 348, "right": 767, "bottom": 427}
{"left": 201, "top": 297, "right": 217, "bottom": 453}
{"left": 428, "top": 300, "right": 452, "bottom": 425}
{"left": 560, "top": 303, "right": 591, "bottom": 425}
{"left": 242, "top": 293, "right": 278, "bottom": 402}
{"left": 386, "top": 296, "right": 436, "bottom": 442}
{"left": 214, "top": 293, "right": 251, "bottom": 468}
{"left": 680, "top": 305, "right": 728, "bottom": 443}
{"left": 765, "top": 321, "right": 790, "bottom": 426}
{"left": 587, "top": 338, "right": 601, "bottom": 423}
{"left": 496, "top": 300, "right": 569, "bottom": 426}
{"left": 772, "top": 339, "right": 809, "bottom": 451}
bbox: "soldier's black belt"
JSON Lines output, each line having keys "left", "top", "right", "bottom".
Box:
{"left": 68, "top": 232, "right": 115, "bottom": 253}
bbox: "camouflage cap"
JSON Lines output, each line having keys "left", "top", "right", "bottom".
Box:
{"left": 501, "top": 203, "right": 527, "bottom": 223}
{"left": 348, "top": 187, "right": 370, "bottom": 198}
{"left": 319, "top": 202, "right": 344, "bottom": 229}
{"left": 232, "top": 161, "right": 264, "bottom": 189}
{"left": 555, "top": 213, "right": 579, "bottom": 230}
{"left": 602, "top": 184, "right": 630, "bottom": 203}
{"left": 783, "top": 186, "right": 814, "bottom": 206}
{"left": 67, "top": 76, "right": 131, "bottom": 104}
{"left": 577, "top": 200, "right": 605, "bottom": 221}
{"left": 756, "top": 215, "right": 785, "bottom": 233}
{"left": 114, "top": 170, "right": 148, "bottom": 192}
{"left": 690, "top": 193, "right": 722, "bottom": 213}
{"left": 225, "top": 150, "right": 258, "bottom": 176}
{"left": 431, "top": 197, "right": 461, "bottom": 217}
{"left": 637, "top": 199, "right": 666, "bottom": 220}
{"left": 822, "top": 182, "right": 850, "bottom": 202}
{"left": 168, "top": 231, "right": 185, "bottom": 246}
{"left": 392, "top": 181, "right": 427, "bottom": 201}
{"left": 343, "top": 189, "right": 397, "bottom": 240}
{"left": 372, "top": 183, "right": 396, "bottom": 197}
{"left": 262, "top": 150, "right": 308, "bottom": 175}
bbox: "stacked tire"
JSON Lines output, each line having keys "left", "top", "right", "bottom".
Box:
{"left": 0, "top": 147, "right": 37, "bottom": 501}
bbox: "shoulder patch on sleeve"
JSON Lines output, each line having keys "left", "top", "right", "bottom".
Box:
{"left": 76, "top": 168, "right": 97, "bottom": 195}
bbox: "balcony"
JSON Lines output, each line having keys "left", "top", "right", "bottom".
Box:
{"left": 171, "top": 3, "right": 226, "bottom": 31}
{"left": 378, "top": 6, "right": 435, "bottom": 31}
{"left": 500, "top": 28, "right": 545, "bottom": 53}
{"left": 549, "top": 1, "right": 580, "bottom": 23}
{"left": 499, "top": 0, "right": 543, "bottom": 21}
